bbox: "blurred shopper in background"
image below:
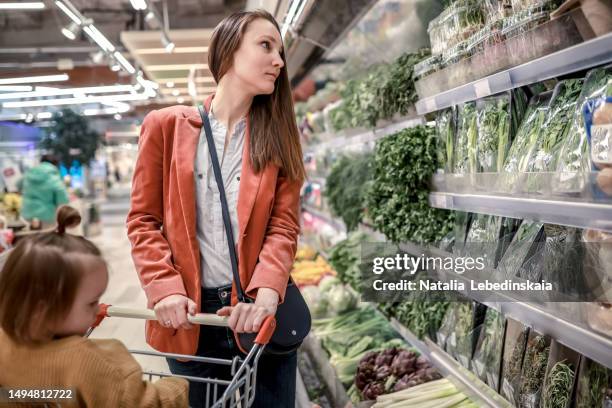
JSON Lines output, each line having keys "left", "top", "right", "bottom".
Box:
{"left": 19, "top": 154, "right": 69, "bottom": 229}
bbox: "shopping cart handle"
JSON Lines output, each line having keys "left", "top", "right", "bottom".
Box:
{"left": 254, "top": 315, "right": 276, "bottom": 345}
{"left": 103, "top": 305, "right": 229, "bottom": 327}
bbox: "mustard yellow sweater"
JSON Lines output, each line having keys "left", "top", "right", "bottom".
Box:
{"left": 0, "top": 331, "right": 188, "bottom": 407}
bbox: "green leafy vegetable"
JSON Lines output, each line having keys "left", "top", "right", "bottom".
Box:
{"left": 542, "top": 361, "right": 575, "bottom": 408}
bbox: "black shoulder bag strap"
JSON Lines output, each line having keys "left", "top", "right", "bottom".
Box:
{"left": 197, "top": 105, "right": 310, "bottom": 355}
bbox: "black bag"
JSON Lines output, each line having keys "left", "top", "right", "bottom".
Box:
{"left": 198, "top": 105, "right": 311, "bottom": 355}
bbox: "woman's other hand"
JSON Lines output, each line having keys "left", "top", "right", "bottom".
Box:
{"left": 154, "top": 294, "right": 197, "bottom": 330}
{"left": 216, "top": 287, "right": 278, "bottom": 333}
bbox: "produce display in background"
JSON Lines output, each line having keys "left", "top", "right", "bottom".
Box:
{"left": 501, "top": 319, "right": 530, "bottom": 405}
{"left": 394, "top": 297, "right": 450, "bottom": 341}
{"left": 584, "top": 79, "right": 612, "bottom": 198}
{"left": 496, "top": 221, "right": 543, "bottom": 280}
{"left": 471, "top": 308, "right": 505, "bottom": 391}
{"left": 371, "top": 378, "right": 478, "bottom": 408}
{"left": 291, "top": 255, "right": 335, "bottom": 287}
{"left": 518, "top": 333, "right": 551, "bottom": 408}
{"left": 524, "top": 79, "right": 584, "bottom": 193}
{"left": 454, "top": 102, "right": 478, "bottom": 174}
{"left": 367, "top": 126, "right": 454, "bottom": 244}
{"left": 445, "top": 301, "right": 486, "bottom": 369}
{"left": 541, "top": 360, "right": 575, "bottom": 408}
{"left": 575, "top": 358, "right": 612, "bottom": 408}
{"left": 325, "top": 153, "right": 373, "bottom": 231}
{"left": 328, "top": 231, "right": 366, "bottom": 291}
{"left": 476, "top": 95, "right": 511, "bottom": 173}
{"left": 312, "top": 307, "right": 404, "bottom": 386}
{"left": 328, "top": 50, "right": 429, "bottom": 131}
{"left": 555, "top": 66, "right": 611, "bottom": 194}
{"left": 295, "top": 244, "right": 317, "bottom": 261}
{"left": 352, "top": 348, "right": 442, "bottom": 402}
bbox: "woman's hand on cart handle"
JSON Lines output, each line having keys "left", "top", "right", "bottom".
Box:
{"left": 153, "top": 294, "right": 197, "bottom": 330}
{"left": 217, "top": 288, "right": 279, "bottom": 333}
{"left": 98, "top": 304, "right": 229, "bottom": 327}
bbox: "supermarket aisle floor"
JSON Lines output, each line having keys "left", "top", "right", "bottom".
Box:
{"left": 88, "top": 196, "right": 169, "bottom": 373}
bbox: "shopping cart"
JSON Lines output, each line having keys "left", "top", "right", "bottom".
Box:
{"left": 88, "top": 303, "right": 276, "bottom": 408}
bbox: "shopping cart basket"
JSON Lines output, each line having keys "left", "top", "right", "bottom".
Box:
{"left": 88, "top": 303, "right": 276, "bottom": 408}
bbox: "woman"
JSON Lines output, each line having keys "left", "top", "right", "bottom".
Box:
{"left": 127, "top": 9, "right": 305, "bottom": 408}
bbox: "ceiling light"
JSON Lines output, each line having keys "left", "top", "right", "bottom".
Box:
{"left": 172, "top": 89, "right": 180, "bottom": 97}
{"left": 166, "top": 81, "right": 174, "bottom": 88}
{"left": 3, "top": 93, "right": 151, "bottom": 108}
{"left": 147, "top": 63, "right": 208, "bottom": 71}
{"left": 0, "top": 84, "right": 137, "bottom": 100}
{"left": 83, "top": 108, "right": 119, "bottom": 116}
{"left": 136, "top": 74, "right": 159, "bottom": 90}
{"left": 129, "top": 0, "right": 147, "bottom": 10}
{"left": 55, "top": 1, "right": 81, "bottom": 24}
{"left": 161, "top": 34, "right": 175, "bottom": 53}
{"left": 110, "top": 63, "right": 121, "bottom": 72}
{"left": 144, "top": 11, "right": 160, "bottom": 29}
{"left": 91, "top": 50, "right": 105, "bottom": 64}
{"left": 0, "top": 113, "right": 27, "bottom": 121}
{"left": 114, "top": 113, "right": 122, "bottom": 120}
{"left": 0, "top": 74, "right": 69, "bottom": 85}
{"left": 83, "top": 25, "right": 115, "bottom": 52}
{"left": 0, "top": 85, "right": 33, "bottom": 92}
{"left": 36, "top": 112, "right": 53, "bottom": 120}
{"left": 113, "top": 51, "right": 135, "bottom": 74}
{"left": 61, "top": 21, "right": 80, "bottom": 40}
{"left": 0, "top": 2, "right": 45, "bottom": 10}
{"left": 25, "top": 113, "right": 34, "bottom": 123}
{"left": 177, "top": 97, "right": 184, "bottom": 104}
{"left": 135, "top": 46, "right": 208, "bottom": 55}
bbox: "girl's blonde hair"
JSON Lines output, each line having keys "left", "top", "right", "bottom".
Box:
{"left": 0, "top": 205, "right": 104, "bottom": 344}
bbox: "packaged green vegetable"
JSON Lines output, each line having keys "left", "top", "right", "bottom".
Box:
{"left": 575, "top": 357, "right": 612, "bottom": 408}
{"left": 476, "top": 94, "right": 511, "bottom": 173}
{"left": 446, "top": 300, "right": 486, "bottom": 369}
{"left": 454, "top": 102, "right": 478, "bottom": 174}
{"left": 518, "top": 333, "right": 551, "bottom": 407}
{"left": 501, "top": 319, "right": 529, "bottom": 405}
{"left": 554, "top": 65, "right": 612, "bottom": 195}
{"left": 436, "top": 302, "right": 458, "bottom": 350}
{"left": 541, "top": 360, "right": 575, "bottom": 408}
{"left": 524, "top": 79, "right": 584, "bottom": 194}
{"left": 435, "top": 108, "right": 456, "bottom": 173}
{"left": 496, "top": 221, "right": 543, "bottom": 281}
{"left": 471, "top": 308, "right": 505, "bottom": 391}
{"left": 499, "top": 91, "right": 553, "bottom": 193}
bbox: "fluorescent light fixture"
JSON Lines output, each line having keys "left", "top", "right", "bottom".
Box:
{"left": 177, "top": 97, "right": 184, "bottom": 104}
{"left": 129, "top": 0, "right": 147, "bottom": 10}
{"left": 0, "top": 74, "right": 69, "bottom": 85}
{"left": 113, "top": 51, "right": 135, "bottom": 74}
{"left": 136, "top": 75, "right": 159, "bottom": 90}
{"left": 36, "top": 112, "right": 53, "bottom": 119}
{"left": 281, "top": 0, "right": 302, "bottom": 37}
{"left": 102, "top": 101, "right": 131, "bottom": 112}
{"left": 147, "top": 63, "right": 208, "bottom": 71}
{"left": 83, "top": 108, "right": 119, "bottom": 116}
{"left": 135, "top": 46, "right": 208, "bottom": 55}
{"left": 61, "top": 21, "right": 80, "bottom": 40}
{"left": 110, "top": 63, "right": 121, "bottom": 72}
{"left": 0, "top": 85, "right": 33, "bottom": 92}
{"left": 3, "top": 93, "right": 151, "bottom": 108}
{"left": 0, "top": 113, "right": 27, "bottom": 121}
{"left": 55, "top": 1, "right": 81, "bottom": 24}
{"left": 91, "top": 50, "right": 105, "bottom": 64}
{"left": 114, "top": 113, "right": 122, "bottom": 120}
{"left": 171, "top": 89, "right": 180, "bottom": 97}
{"left": 0, "top": 2, "right": 45, "bottom": 10}
{"left": 0, "top": 84, "right": 136, "bottom": 100}
{"left": 165, "top": 81, "right": 174, "bottom": 88}
{"left": 83, "top": 25, "right": 115, "bottom": 52}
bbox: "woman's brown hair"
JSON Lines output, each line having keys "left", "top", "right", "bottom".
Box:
{"left": 0, "top": 205, "right": 104, "bottom": 344}
{"left": 208, "top": 9, "right": 306, "bottom": 182}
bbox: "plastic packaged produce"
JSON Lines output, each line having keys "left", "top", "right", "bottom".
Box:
{"left": 476, "top": 94, "right": 511, "bottom": 172}
{"left": 518, "top": 333, "right": 551, "bottom": 407}
{"left": 501, "top": 319, "right": 530, "bottom": 405}
{"left": 499, "top": 91, "right": 553, "bottom": 192}
{"left": 471, "top": 308, "right": 505, "bottom": 391}
{"left": 435, "top": 108, "right": 456, "bottom": 173}
{"left": 496, "top": 221, "right": 543, "bottom": 280}
{"left": 575, "top": 357, "right": 612, "bottom": 408}
{"left": 524, "top": 79, "right": 583, "bottom": 194}
{"left": 436, "top": 302, "right": 457, "bottom": 350}
{"left": 446, "top": 300, "right": 486, "bottom": 369}
{"left": 555, "top": 65, "right": 612, "bottom": 195}
{"left": 454, "top": 102, "right": 478, "bottom": 174}
{"left": 541, "top": 360, "right": 575, "bottom": 408}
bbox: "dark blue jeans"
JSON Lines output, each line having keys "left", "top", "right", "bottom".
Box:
{"left": 166, "top": 285, "right": 297, "bottom": 408}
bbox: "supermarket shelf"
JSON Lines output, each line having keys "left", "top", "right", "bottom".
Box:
{"left": 415, "top": 32, "right": 612, "bottom": 115}
{"left": 305, "top": 116, "right": 424, "bottom": 155}
{"left": 389, "top": 319, "right": 512, "bottom": 408}
{"left": 429, "top": 191, "right": 612, "bottom": 233}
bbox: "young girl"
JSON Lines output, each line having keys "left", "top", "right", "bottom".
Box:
{"left": 0, "top": 205, "right": 188, "bottom": 407}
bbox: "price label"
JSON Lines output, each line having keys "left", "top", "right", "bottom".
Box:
{"left": 474, "top": 78, "right": 492, "bottom": 99}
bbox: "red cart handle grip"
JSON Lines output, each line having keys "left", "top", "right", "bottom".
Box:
{"left": 254, "top": 315, "right": 276, "bottom": 345}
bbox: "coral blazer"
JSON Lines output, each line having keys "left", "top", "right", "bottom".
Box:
{"left": 127, "top": 94, "right": 301, "bottom": 354}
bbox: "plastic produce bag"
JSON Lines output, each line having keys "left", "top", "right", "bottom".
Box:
{"left": 476, "top": 94, "right": 511, "bottom": 172}
{"left": 436, "top": 302, "right": 457, "bottom": 350}
{"left": 454, "top": 102, "right": 478, "bottom": 174}
{"left": 501, "top": 319, "right": 529, "bottom": 405}
{"left": 496, "top": 221, "right": 543, "bottom": 280}
{"left": 435, "top": 108, "right": 456, "bottom": 173}
{"left": 518, "top": 332, "right": 551, "bottom": 407}
{"left": 575, "top": 357, "right": 612, "bottom": 408}
{"left": 499, "top": 91, "right": 553, "bottom": 192}
{"left": 453, "top": 211, "right": 473, "bottom": 258}
{"left": 524, "top": 79, "right": 584, "bottom": 194}
{"left": 446, "top": 300, "right": 486, "bottom": 369}
{"left": 471, "top": 308, "right": 505, "bottom": 391}
{"left": 554, "top": 65, "right": 612, "bottom": 195}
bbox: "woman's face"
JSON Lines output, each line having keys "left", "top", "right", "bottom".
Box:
{"left": 225, "top": 18, "right": 285, "bottom": 95}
